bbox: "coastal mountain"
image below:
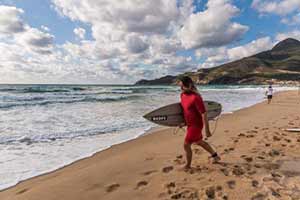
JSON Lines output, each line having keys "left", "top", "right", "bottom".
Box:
{"left": 135, "top": 38, "right": 300, "bottom": 85}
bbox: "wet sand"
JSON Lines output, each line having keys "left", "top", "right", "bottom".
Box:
{"left": 0, "top": 90, "right": 300, "bottom": 200}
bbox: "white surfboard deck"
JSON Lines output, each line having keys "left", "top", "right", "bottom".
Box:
{"left": 143, "top": 101, "right": 222, "bottom": 127}
{"left": 285, "top": 128, "right": 300, "bottom": 132}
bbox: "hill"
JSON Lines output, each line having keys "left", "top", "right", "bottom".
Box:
{"left": 135, "top": 38, "right": 300, "bottom": 85}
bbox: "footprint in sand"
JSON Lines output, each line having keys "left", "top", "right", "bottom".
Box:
{"left": 106, "top": 183, "right": 120, "bottom": 193}
{"left": 263, "top": 163, "right": 280, "bottom": 170}
{"left": 223, "top": 147, "right": 235, "bottom": 154}
{"left": 205, "top": 186, "right": 216, "bottom": 199}
{"left": 171, "top": 189, "right": 199, "bottom": 199}
{"left": 176, "top": 155, "right": 183, "bottom": 159}
{"left": 251, "top": 192, "right": 267, "bottom": 200}
{"left": 284, "top": 138, "right": 291, "bottom": 143}
{"left": 220, "top": 168, "right": 230, "bottom": 176}
{"left": 251, "top": 180, "right": 259, "bottom": 187}
{"left": 245, "top": 164, "right": 252, "bottom": 171}
{"left": 271, "top": 172, "right": 282, "bottom": 179}
{"left": 269, "top": 187, "right": 281, "bottom": 198}
{"left": 268, "top": 149, "right": 280, "bottom": 157}
{"left": 246, "top": 134, "right": 255, "bottom": 138}
{"left": 247, "top": 170, "right": 257, "bottom": 175}
{"left": 274, "top": 132, "right": 280, "bottom": 136}
{"left": 145, "top": 157, "right": 154, "bottom": 161}
{"left": 165, "top": 182, "right": 176, "bottom": 189}
{"left": 135, "top": 180, "right": 148, "bottom": 189}
{"left": 16, "top": 188, "right": 29, "bottom": 195}
{"left": 165, "top": 182, "right": 176, "bottom": 194}
{"left": 254, "top": 164, "right": 262, "bottom": 168}
{"left": 142, "top": 170, "right": 158, "bottom": 176}
{"left": 167, "top": 185, "right": 199, "bottom": 199}
{"left": 223, "top": 148, "right": 230, "bottom": 153}
{"left": 174, "top": 155, "right": 185, "bottom": 165}
{"left": 162, "top": 166, "right": 174, "bottom": 173}
{"left": 238, "top": 133, "right": 246, "bottom": 137}
{"left": 226, "top": 180, "right": 236, "bottom": 189}
{"left": 232, "top": 166, "right": 245, "bottom": 176}
{"left": 243, "top": 157, "right": 253, "bottom": 163}
{"left": 247, "top": 130, "right": 258, "bottom": 134}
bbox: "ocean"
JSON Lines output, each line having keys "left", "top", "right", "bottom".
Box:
{"left": 0, "top": 84, "right": 296, "bottom": 190}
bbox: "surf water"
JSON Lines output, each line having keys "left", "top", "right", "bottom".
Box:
{"left": 0, "top": 84, "right": 296, "bottom": 190}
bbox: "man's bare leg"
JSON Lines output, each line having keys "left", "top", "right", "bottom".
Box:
{"left": 197, "top": 140, "right": 221, "bottom": 162}
{"left": 184, "top": 142, "right": 192, "bottom": 169}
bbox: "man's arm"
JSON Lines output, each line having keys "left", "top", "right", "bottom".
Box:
{"left": 202, "top": 112, "right": 212, "bottom": 137}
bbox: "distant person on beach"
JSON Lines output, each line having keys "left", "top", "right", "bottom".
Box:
{"left": 177, "top": 76, "right": 220, "bottom": 170}
{"left": 265, "top": 85, "right": 273, "bottom": 104}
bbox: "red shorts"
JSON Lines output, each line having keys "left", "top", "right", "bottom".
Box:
{"left": 185, "top": 126, "right": 203, "bottom": 144}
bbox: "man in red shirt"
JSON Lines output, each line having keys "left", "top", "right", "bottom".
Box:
{"left": 178, "top": 76, "right": 220, "bottom": 170}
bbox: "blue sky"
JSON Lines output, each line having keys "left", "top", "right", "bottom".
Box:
{"left": 0, "top": 0, "right": 299, "bottom": 84}
{"left": 0, "top": 0, "right": 93, "bottom": 44}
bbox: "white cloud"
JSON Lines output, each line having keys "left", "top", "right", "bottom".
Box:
{"left": 0, "top": 5, "right": 25, "bottom": 34}
{"left": 16, "top": 28, "right": 54, "bottom": 54}
{"left": 0, "top": 6, "right": 54, "bottom": 55}
{"left": 49, "top": 0, "right": 201, "bottom": 81}
{"left": 52, "top": 0, "right": 180, "bottom": 37}
{"left": 199, "top": 37, "right": 274, "bottom": 68}
{"left": 41, "top": 25, "right": 50, "bottom": 32}
{"left": 281, "top": 13, "right": 300, "bottom": 25}
{"left": 0, "top": 6, "right": 59, "bottom": 83}
{"left": 178, "top": 0, "right": 248, "bottom": 49}
{"left": 126, "top": 33, "right": 149, "bottom": 54}
{"left": 276, "top": 30, "right": 300, "bottom": 41}
{"left": 149, "top": 35, "right": 181, "bottom": 55}
{"left": 73, "top": 27, "right": 85, "bottom": 39}
{"left": 252, "top": 0, "right": 300, "bottom": 16}
{"left": 227, "top": 37, "right": 274, "bottom": 60}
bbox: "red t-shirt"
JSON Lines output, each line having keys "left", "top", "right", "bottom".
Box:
{"left": 180, "top": 92, "right": 206, "bottom": 128}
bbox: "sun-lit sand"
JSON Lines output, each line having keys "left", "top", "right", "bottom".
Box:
{"left": 1, "top": 90, "right": 300, "bottom": 200}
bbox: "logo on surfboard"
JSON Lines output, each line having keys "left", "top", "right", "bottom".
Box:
{"left": 151, "top": 116, "right": 168, "bottom": 121}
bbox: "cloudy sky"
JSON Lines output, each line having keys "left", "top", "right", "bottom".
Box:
{"left": 0, "top": 0, "right": 299, "bottom": 84}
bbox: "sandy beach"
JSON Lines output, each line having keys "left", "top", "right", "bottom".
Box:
{"left": 0, "top": 90, "right": 300, "bottom": 200}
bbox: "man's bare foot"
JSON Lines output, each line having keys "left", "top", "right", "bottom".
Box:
{"left": 212, "top": 155, "right": 221, "bottom": 164}
{"left": 209, "top": 153, "right": 221, "bottom": 164}
{"left": 180, "top": 165, "right": 191, "bottom": 172}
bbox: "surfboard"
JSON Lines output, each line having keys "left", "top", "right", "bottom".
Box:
{"left": 284, "top": 128, "right": 300, "bottom": 132}
{"left": 143, "top": 101, "right": 222, "bottom": 127}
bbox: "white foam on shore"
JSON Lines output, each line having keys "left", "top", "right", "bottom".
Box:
{"left": 0, "top": 125, "right": 153, "bottom": 191}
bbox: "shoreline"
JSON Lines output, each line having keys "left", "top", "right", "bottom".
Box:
{"left": 0, "top": 89, "right": 269, "bottom": 192}
{"left": 1, "top": 90, "right": 300, "bottom": 200}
